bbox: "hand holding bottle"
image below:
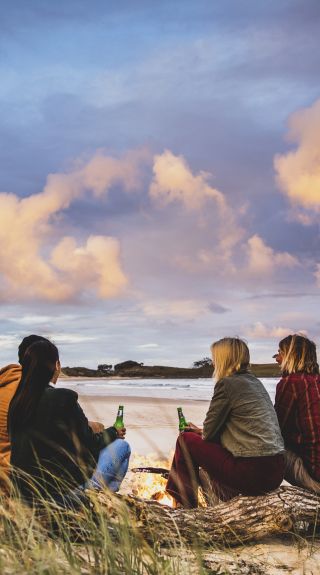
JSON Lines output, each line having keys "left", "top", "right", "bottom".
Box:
{"left": 116, "top": 427, "right": 126, "bottom": 439}
{"left": 184, "top": 421, "right": 202, "bottom": 435}
{"left": 114, "top": 405, "right": 126, "bottom": 439}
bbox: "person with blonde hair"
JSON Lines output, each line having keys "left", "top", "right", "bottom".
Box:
{"left": 166, "top": 337, "right": 284, "bottom": 508}
{"left": 274, "top": 333, "right": 320, "bottom": 492}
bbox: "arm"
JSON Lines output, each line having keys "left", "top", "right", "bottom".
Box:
{"left": 274, "top": 377, "right": 296, "bottom": 440}
{"left": 89, "top": 421, "right": 104, "bottom": 433}
{"left": 69, "top": 399, "right": 117, "bottom": 460}
{"left": 202, "top": 379, "right": 231, "bottom": 442}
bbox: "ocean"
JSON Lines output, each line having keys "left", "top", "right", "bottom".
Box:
{"left": 56, "top": 377, "right": 279, "bottom": 403}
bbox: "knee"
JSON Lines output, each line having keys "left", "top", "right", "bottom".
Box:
{"left": 177, "top": 431, "right": 200, "bottom": 448}
{"left": 122, "top": 439, "right": 131, "bottom": 457}
{"left": 113, "top": 438, "right": 131, "bottom": 458}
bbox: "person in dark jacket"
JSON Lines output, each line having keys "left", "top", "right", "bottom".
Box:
{"left": 8, "top": 340, "right": 130, "bottom": 503}
{"left": 0, "top": 335, "right": 49, "bottom": 487}
{"left": 166, "top": 337, "right": 284, "bottom": 508}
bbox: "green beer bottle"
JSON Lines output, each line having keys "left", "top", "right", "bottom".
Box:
{"left": 177, "top": 407, "right": 188, "bottom": 432}
{"left": 114, "top": 405, "right": 124, "bottom": 429}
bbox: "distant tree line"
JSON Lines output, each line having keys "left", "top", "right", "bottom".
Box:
{"left": 192, "top": 357, "right": 212, "bottom": 369}
{"left": 97, "top": 360, "right": 144, "bottom": 374}
{"left": 97, "top": 359, "right": 212, "bottom": 372}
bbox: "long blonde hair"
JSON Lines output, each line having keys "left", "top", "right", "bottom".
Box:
{"left": 211, "top": 337, "right": 250, "bottom": 381}
{"left": 279, "top": 334, "right": 319, "bottom": 375}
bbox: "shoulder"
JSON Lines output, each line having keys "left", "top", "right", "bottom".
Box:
{"left": 0, "top": 363, "right": 22, "bottom": 387}
{"left": 219, "top": 372, "right": 259, "bottom": 388}
{"left": 219, "top": 372, "right": 268, "bottom": 399}
{"left": 277, "top": 373, "right": 311, "bottom": 397}
{"left": 41, "top": 386, "right": 79, "bottom": 406}
{"left": 0, "top": 363, "right": 20, "bottom": 375}
{"left": 278, "top": 373, "right": 303, "bottom": 389}
{"left": 215, "top": 373, "right": 249, "bottom": 397}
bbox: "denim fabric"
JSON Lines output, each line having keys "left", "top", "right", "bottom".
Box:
{"left": 87, "top": 439, "right": 131, "bottom": 492}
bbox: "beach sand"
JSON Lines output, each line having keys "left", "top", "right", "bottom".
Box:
{"left": 79, "top": 394, "right": 207, "bottom": 457}
{"left": 79, "top": 393, "right": 320, "bottom": 574}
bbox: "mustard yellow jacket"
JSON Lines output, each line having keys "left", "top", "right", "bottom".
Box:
{"left": 0, "top": 364, "right": 21, "bottom": 478}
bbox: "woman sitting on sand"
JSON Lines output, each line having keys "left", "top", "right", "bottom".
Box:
{"left": 166, "top": 337, "right": 285, "bottom": 508}
{"left": 8, "top": 339, "right": 130, "bottom": 504}
{"left": 274, "top": 334, "right": 320, "bottom": 493}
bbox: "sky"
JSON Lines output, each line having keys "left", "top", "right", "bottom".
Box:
{"left": 0, "top": 0, "right": 320, "bottom": 368}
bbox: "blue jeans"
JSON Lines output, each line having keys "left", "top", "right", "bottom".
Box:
{"left": 87, "top": 439, "right": 131, "bottom": 492}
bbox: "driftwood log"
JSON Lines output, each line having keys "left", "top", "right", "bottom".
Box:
{"left": 95, "top": 485, "right": 320, "bottom": 547}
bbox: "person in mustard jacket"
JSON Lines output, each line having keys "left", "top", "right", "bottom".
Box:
{"left": 0, "top": 335, "right": 47, "bottom": 488}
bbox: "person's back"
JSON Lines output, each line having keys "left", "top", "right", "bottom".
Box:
{"left": 204, "top": 371, "right": 284, "bottom": 457}
{"left": 0, "top": 335, "right": 47, "bottom": 487}
{"left": 167, "top": 337, "right": 285, "bottom": 508}
{"left": 0, "top": 364, "right": 21, "bottom": 476}
{"left": 10, "top": 385, "right": 107, "bottom": 500}
{"left": 9, "top": 339, "right": 129, "bottom": 503}
{"left": 276, "top": 371, "right": 320, "bottom": 481}
{"left": 274, "top": 334, "right": 320, "bottom": 491}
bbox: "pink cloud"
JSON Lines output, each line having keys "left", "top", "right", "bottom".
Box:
{"left": 274, "top": 98, "right": 320, "bottom": 215}
{"left": 246, "top": 235, "right": 298, "bottom": 275}
{"left": 0, "top": 150, "right": 146, "bottom": 302}
{"left": 149, "top": 150, "right": 225, "bottom": 211}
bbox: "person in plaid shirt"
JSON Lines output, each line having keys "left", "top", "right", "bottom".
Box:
{"left": 274, "top": 334, "right": 320, "bottom": 492}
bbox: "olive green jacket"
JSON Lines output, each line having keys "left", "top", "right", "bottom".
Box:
{"left": 203, "top": 371, "right": 284, "bottom": 457}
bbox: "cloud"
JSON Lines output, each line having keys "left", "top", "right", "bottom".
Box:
{"left": 149, "top": 150, "right": 246, "bottom": 276}
{"left": 274, "top": 98, "right": 320, "bottom": 213}
{"left": 315, "top": 264, "right": 320, "bottom": 287}
{"left": 247, "top": 322, "right": 308, "bottom": 340}
{"left": 51, "top": 235, "right": 127, "bottom": 298}
{"left": 0, "top": 150, "right": 146, "bottom": 302}
{"left": 142, "top": 299, "right": 209, "bottom": 321}
{"left": 208, "top": 302, "right": 229, "bottom": 314}
{"left": 247, "top": 322, "right": 294, "bottom": 340}
{"left": 149, "top": 149, "right": 226, "bottom": 211}
{"left": 137, "top": 343, "right": 159, "bottom": 349}
{"left": 246, "top": 234, "right": 298, "bottom": 274}
{"left": 49, "top": 334, "right": 97, "bottom": 345}
{"left": 0, "top": 334, "right": 18, "bottom": 349}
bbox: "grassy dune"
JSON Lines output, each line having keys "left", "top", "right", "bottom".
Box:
{"left": 0, "top": 489, "right": 212, "bottom": 575}
{"left": 251, "top": 364, "right": 281, "bottom": 378}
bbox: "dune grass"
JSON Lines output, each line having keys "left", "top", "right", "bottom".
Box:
{"left": 0, "top": 484, "right": 215, "bottom": 575}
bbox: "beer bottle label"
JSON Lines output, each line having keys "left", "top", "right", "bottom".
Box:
{"left": 177, "top": 407, "right": 187, "bottom": 432}
{"left": 114, "top": 405, "right": 124, "bottom": 429}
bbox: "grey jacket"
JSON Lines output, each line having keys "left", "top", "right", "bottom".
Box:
{"left": 203, "top": 371, "right": 284, "bottom": 457}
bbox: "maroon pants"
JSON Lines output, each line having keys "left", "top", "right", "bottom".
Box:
{"left": 166, "top": 432, "right": 284, "bottom": 508}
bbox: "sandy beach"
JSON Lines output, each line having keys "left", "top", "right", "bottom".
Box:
{"left": 60, "top": 375, "right": 277, "bottom": 458}
{"left": 79, "top": 394, "right": 207, "bottom": 457}
{"left": 79, "top": 391, "right": 320, "bottom": 575}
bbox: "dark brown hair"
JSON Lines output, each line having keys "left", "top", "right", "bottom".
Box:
{"left": 9, "top": 340, "right": 59, "bottom": 432}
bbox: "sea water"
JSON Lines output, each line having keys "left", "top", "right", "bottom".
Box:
{"left": 56, "top": 377, "right": 279, "bottom": 403}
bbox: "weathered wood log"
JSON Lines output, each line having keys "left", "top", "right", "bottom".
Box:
{"left": 95, "top": 485, "right": 320, "bottom": 546}
{"left": 4, "top": 485, "right": 318, "bottom": 549}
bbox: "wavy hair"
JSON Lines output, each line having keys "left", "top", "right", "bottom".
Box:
{"left": 211, "top": 337, "right": 250, "bottom": 381}
{"left": 279, "top": 334, "right": 319, "bottom": 375}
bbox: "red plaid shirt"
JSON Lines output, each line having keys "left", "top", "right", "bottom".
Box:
{"left": 275, "top": 373, "right": 320, "bottom": 481}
